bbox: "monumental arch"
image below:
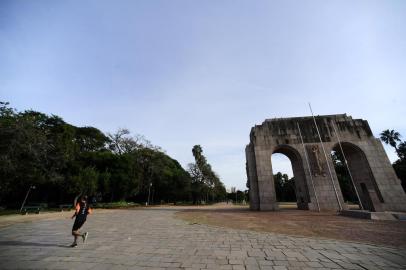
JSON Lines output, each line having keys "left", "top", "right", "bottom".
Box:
{"left": 246, "top": 114, "right": 406, "bottom": 212}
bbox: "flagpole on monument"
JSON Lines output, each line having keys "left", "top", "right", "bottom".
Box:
{"left": 331, "top": 121, "right": 364, "bottom": 210}
{"left": 308, "top": 103, "right": 343, "bottom": 211}
{"left": 297, "top": 122, "right": 320, "bottom": 212}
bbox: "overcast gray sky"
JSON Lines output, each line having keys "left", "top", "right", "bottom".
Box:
{"left": 1, "top": 0, "right": 405, "bottom": 190}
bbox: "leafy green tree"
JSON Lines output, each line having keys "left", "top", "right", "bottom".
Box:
{"left": 70, "top": 167, "right": 99, "bottom": 195}
{"left": 187, "top": 163, "right": 205, "bottom": 204}
{"left": 108, "top": 128, "right": 159, "bottom": 155}
{"left": 274, "top": 172, "right": 296, "bottom": 202}
{"left": 108, "top": 128, "right": 136, "bottom": 154}
{"left": 397, "top": 142, "right": 406, "bottom": 161}
{"left": 393, "top": 160, "right": 406, "bottom": 192}
{"left": 75, "top": 127, "right": 110, "bottom": 152}
{"left": 274, "top": 173, "right": 282, "bottom": 201}
{"left": 380, "top": 129, "right": 406, "bottom": 193}
{"left": 0, "top": 106, "right": 51, "bottom": 204}
{"left": 380, "top": 129, "right": 401, "bottom": 155}
{"left": 190, "top": 145, "right": 226, "bottom": 203}
{"left": 331, "top": 151, "right": 358, "bottom": 202}
{"left": 98, "top": 171, "right": 111, "bottom": 201}
{"left": 0, "top": 102, "right": 194, "bottom": 207}
{"left": 227, "top": 188, "right": 248, "bottom": 203}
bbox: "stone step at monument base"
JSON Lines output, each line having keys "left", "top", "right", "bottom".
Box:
{"left": 340, "top": 210, "right": 406, "bottom": 221}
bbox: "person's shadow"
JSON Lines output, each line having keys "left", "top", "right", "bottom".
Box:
{"left": 0, "top": 240, "right": 70, "bottom": 248}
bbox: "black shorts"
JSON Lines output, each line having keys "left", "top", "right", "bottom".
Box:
{"left": 72, "top": 217, "right": 86, "bottom": 231}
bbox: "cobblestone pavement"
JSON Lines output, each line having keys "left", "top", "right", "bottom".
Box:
{"left": 0, "top": 208, "right": 405, "bottom": 270}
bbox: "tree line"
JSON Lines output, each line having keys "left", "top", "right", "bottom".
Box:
{"left": 380, "top": 129, "right": 406, "bottom": 192}
{"left": 273, "top": 172, "right": 296, "bottom": 202}
{"left": 0, "top": 102, "right": 226, "bottom": 208}
{"left": 187, "top": 145, "right": 227, "bottom": 203}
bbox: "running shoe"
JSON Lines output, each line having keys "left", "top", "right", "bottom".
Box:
{"left": 82, "top": 232, "right": 88, "bottom": 243}
{"left": 70, "top": 243, "right": 77, "bottom": 248}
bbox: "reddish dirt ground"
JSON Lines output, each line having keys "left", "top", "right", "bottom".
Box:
{"left": 175, "top": 204, "right": 406, "bottom": 248}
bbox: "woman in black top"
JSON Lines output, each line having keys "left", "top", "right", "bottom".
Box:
{"left": 70, "top": 195, "right": 92, "bottom": 247}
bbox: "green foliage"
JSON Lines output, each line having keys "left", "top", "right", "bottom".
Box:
{"left": 75, "top": 127, "right": 110, "bottom": 152}
{"left": 68, "top": 167, "right": 99, "bottom": 196}
{"left": 92, "top": 201, "right": 140, "bottom": 209}
{"left": 380, "top": 129, "right": 406, "bottom": 193}
{"left": 397, "top": 142, "right": 406, "bottom": 161}
{"left": 331, "top": 151, "right": 358, "bottom": 203}
{"left": 227, "top": 189, "right": 248, "bottom": 203}
{"left": 0, "top": 102, "right": 194, "bottom": 207}
{"left": 188, "top": 145, "right": 226, "bottom": 204}
{"left": 393, "top": 159, "right": 406, "bottom": 192}
{"left": 273, "top": 172, "right": 296, "bottom": 202}
{"left": 380, "top": 129, "right": 401, "bottom": 152}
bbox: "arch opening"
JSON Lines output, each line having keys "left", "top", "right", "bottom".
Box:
{"left": 331, "top": 149, "right": 360, "bottom": 209}
{"left": 272, "top": 145, "right": 310, "bottom": 210}
{"left": 331, "top": 142, "right": 383, "bottom": 212}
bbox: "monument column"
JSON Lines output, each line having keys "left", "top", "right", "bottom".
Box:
{"left": 254, "top": 146, "right": 278, "bottom": 210}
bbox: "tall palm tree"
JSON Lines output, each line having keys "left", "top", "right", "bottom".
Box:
{"left": 380, "top": 129, "right": 401, "bottom": 154}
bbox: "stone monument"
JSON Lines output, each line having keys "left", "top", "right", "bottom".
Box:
{"left": 246, "top": 114, "right": 406, "bottom": 211}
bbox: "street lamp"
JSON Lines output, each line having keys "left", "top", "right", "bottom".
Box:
{"left": 20, "top": 185, "right": 36, "bottom": 212}
{"left": 147, "top": 182, "right": 152, "bottom": 206}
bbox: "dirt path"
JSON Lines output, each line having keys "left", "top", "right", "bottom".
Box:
{"left": 0, "top": 209, "right": 116, "bottom": 229}
{"left": 175, "top": 203, "right": 406, "bottom": 248}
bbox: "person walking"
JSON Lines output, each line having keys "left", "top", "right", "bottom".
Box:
{"left": 70, "top": 195, "right": 92, "bottom": 247}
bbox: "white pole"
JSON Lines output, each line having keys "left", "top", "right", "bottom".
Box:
{"left": 147, "top": 182, "right": 152, "bottom": 206}
{"left": 331, "top": 121, "right": 364, "bottom": 210}
{"left": 308, "top": 103, "right": 343, "bottom": 211}
{"left": 297, "top": 122, "right": 320, "bottom": 212}
{"left": 20, "top": 185, "right": 34, "bottom": 212}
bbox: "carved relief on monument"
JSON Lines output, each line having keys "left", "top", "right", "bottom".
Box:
{"left": 306, "top": 145, "right": 326, "bottom": 177}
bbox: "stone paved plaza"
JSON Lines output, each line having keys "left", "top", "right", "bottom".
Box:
{"left": 0, "top": 208, "right": 405, "bottom": 270}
